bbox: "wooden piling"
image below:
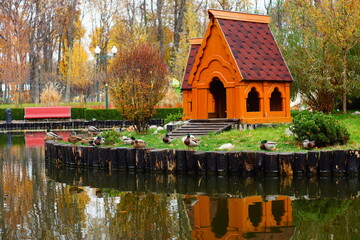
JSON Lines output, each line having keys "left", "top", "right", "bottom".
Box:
{"left": 205, "top": 151, "right": 217, "bottom": 174}
{"left": 117, "top": 147, "right": 128, "bottom": 170}
{"left": 165, "top": 149, "right": 177, "bottom": 173}
{"left": 194, "top": 151, "right": 206, "bottom": 173}
{"left": 264, "top": 152, "right": 279, "bottom": 176}
{"left": 127, "top": 148, "right": 136, "bottom": 171}
{"left": 227, "top": 151, "right": 242, "bottom": 175}
{"left": 135, "top": 148, "right": 147, "bottom": 171}
{"left": 279, "top": 152, "right": 294, "bottom": 177}
{"left": 186, "top": 150, "right": 197, "bottom": 173}
{"left": 293, "top": 152, "right": 306, "bottom": 176}
{"left": 255, "top": 152, "right": 265, "bottom": 175}
{"left": 216, "top": 151, "right": 228, "bottom": 175}
{"left": 176, "top": 150, "right": 187, "bottom": 172}
{"left": 242, "top": 151, "right": 256, "bottom": 174}
{"left": 332, "top": 150, "right": 347, "bottom": 175}
{"left": 319, "top": 151, "right": 332, "bottom": 175}
{"left": 149, "top": 149, "right": 166, "bottom": 172}
{"left": 307, "top": 151, "right": 319, "bottom": 176}
{"left": 347, "top": 150, "right": 359, "bottom": 175}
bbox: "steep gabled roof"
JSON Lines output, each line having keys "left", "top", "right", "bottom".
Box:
{"left": 209, "top": 9, "right": 293, "bottom": 81}
{"left": 181, "top": 38, "right": 202, "bottom": 90}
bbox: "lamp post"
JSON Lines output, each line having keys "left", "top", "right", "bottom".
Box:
{"left": 94, "top": 45, "right": 118, "bottom": 109}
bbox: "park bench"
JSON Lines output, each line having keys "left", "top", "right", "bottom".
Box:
{"left": 24, "top": 107, "right": 71, "bottom": 121}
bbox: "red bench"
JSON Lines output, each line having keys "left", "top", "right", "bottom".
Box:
{"left": 24, "top": 107, "right": 71, "bottom": 120}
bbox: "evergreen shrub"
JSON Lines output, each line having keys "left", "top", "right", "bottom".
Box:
{"left": 71, "top": 108, "right": 86, "bottom": 119}
{"left": 84, "top": 109, "right": 125, "bottom": 120}
{"left": 290, "top": 111, "right": 349, "bottom": 147}
{"left": 153, "top": 108, "right": 183, "bottom": 120}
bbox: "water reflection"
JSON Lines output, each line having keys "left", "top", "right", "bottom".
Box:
{"left": 0, "top": 134, "right": 359, "bottom": 240}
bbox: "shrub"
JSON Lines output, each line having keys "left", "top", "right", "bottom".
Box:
{"left": 153, "top": 108, "right": 183, "bottom": 120}
{"left": 290, "top": 111, "right": 349, "bottom": 147}
{"left": 71, "top": 108, "right": 86, "bottom": 119}
{"left": 84, "top": 109, "right": 124, "bottom": 120}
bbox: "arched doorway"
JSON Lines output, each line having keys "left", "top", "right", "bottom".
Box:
{"left": 209, "top": 78, "right": 226, "bottom": 118}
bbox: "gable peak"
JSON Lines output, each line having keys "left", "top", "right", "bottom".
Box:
{"left": 208, "top": 9, "right": 270, "bottom": 23}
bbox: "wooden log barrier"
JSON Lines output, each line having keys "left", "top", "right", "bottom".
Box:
{"left": 279, "top": 152, "right": 294, "bottom": 177}
{"left": 60, "top": 144, "right": 68, "bottom": 165}
{"left": 264, "top": 152, "right": 279, "bottom": 176}
{"left": 227, "top": 151, "right": 242, "bottom": 174}
{"left": 347, "top": 150, "right": 359, "bottom": 175}
{"left": 84, "top": 146, "right": 94, "bottom": 167}
{"left": 149, "top": 149, "right": 166, "bottom": 172}
{"left": 242, "top": 151, "right": 256, "bottom": 174}
{"left": 205, "top": 151, "right": 217, "bottom": 174}
{"left": 194, "top": 151, "right": 206, "bottom": 173}
{"left": 319, "top": 151, "right": 332, "bottom": 175}
{"left": 165, "top": 149, "right": 177, "bottom": 173}
{"left": 307, "top": 151, "right": 319, "bottom": 176}
{"left": 67, "top": 145, "right": 77, "bottom": 166}
{"left": 216, "top": 151, "right": 228, "bottom": 175}
{"left": 293, "top": 152, "right": 306, "bottom": 176}
{"left": 332, "top": 150, "right": 347, "bottom": 175}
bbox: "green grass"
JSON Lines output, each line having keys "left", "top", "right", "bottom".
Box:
{"left": 98, "top": 113, "right": 360, "bottom": 152}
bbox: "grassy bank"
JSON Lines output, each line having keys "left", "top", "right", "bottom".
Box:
{"left": 103, "top": 113, "right": 360, "bottom": 152}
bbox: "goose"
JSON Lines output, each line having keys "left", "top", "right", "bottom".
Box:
{"left": 260, "top": 140, "right": 277, "bottom": 150}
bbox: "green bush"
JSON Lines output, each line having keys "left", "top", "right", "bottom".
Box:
{"left": 290, "top": 111, "right": 349, "bottom": 147}
{"left": 71, "top": 108, "right": 86, "bottom": 119}
{"left": 84, "top": 109, "right": 125, "bottom": 120}
{"left": 0, "top": 108, "right": 24, "bottom": 120}
{"left": 153, "top": 108, "right": 183, "bottom": 120}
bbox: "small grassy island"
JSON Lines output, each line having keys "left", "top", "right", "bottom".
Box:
{"left": 64, "top": 112, "right": 360, "bottom": 152}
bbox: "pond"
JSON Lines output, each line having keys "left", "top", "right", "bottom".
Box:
{"left": 0, "top": 133, "right": 359, "bottom": 239}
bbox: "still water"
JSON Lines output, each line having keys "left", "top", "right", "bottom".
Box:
{"left": 0, "top": 133, "right": 359, "bottom": 240}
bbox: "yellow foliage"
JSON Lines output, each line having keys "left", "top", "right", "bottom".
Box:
{"left": 40, "top": 82, "right": 62, "bottom": 106}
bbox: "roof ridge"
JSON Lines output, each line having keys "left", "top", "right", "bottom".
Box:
{"left": 208, "top": 9, "right": 270, "bottom": 23}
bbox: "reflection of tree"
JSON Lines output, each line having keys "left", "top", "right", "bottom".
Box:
{"left": 292, "top": 199, "right": 357, "bottom": 239}
{"left": 108, "top": 192, "right": 174, "bottom": 239}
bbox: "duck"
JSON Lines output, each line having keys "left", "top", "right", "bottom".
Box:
{"left": 94, "top": 136, "right": 105, "bottom": 145}
{"left": 68, "top": 132, "right": 83, "bottom": 144}
{"left": 120, "top": 136, "right": 136, "bottom": 145}
{"left": 88, "top": 125, "right": 100, "bottom": 136}
{"left": 133, "top": 139, "right": 147, "bottom": 148}
{"left": 162, "top": 134, "right": 173, "bottom": 144}
{"left": 80, "top": 136, "right": 96, "bottom": 145}
{"left": 184, "top": 133, "right": 201, "bottom": 149}
{"left": 303, "top": 139, "right": 315, "bottom": 149}
{"left": 260, "top": 140, "right": 277, "bottom": 150}
{"left": 217, "top": 143, "right": 234, "bottom": 150}
{"left": 44, "top": 129, "right": 62, "bottom": 141}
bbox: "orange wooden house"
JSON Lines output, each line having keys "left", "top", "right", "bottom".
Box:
{"left": 181, "top": 9, "right": 293, "bottom": 124}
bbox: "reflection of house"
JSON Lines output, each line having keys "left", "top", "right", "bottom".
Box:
{"left": 182, "top": 10, "right": 293, "bottom": 123}
{"left": 185, "top": 195, "right": 294, "bottom": 239}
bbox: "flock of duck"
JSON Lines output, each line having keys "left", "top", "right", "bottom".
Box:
{"left": 45, "top": 127, "right": 316, "bottom": 150}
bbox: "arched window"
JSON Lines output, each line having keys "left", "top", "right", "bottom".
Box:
{"left": 270, "top": 87, "right": 283, "bottom": 111}
{"left": 246, "top": 87, "right": 260, "bottom": 112}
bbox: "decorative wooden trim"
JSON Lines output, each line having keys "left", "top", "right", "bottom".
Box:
{"left": 188, "top": 38, "right": 203, "bottom": 45}
{"left": 208, "top": 9, "right": 270, "bottom": 23}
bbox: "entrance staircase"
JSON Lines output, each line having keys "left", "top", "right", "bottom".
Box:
{"left": 168, "top": 119, "right": 239, "bottom": 138}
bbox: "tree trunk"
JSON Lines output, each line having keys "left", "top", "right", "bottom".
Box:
{"left": 157, "top": 0, "right": 164, "bottom": 55}
{"left": 172, "top": 0, "right": 186, "bottom": 70}
{"left": 342, "top": 49, "right": 347, "bottom": 114}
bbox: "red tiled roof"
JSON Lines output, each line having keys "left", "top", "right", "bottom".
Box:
{"left": 218, "top": 18, "right": 293, "bottom": 81}
{"left": 182, "top": 43, "right": 201, "bottom": 90}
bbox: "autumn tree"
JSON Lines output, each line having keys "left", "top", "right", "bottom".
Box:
{"left": 108, "top": 43, "right": 168, "bottom": 133}
{"left": 281, "top": 0, "right": 360, "bottom": 112}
